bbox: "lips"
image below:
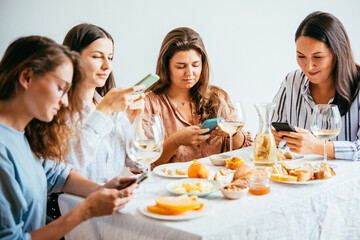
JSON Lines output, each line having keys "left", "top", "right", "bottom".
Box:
{"left": 308, "top": 71, "right": 319, "bottom": 77}
{"left": 97, "top": 73, "right": 108, "bottom": 79}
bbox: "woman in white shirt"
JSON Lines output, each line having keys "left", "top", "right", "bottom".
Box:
{"left": 272, "top": 11, "right": 360, "bottom": 160}
{"left": 63, "top": 23, "right": 144, "bottom": 183}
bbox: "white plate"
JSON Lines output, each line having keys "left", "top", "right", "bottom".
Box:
{"left": 271, "top": 177, "right": 334, "bottom": 185}
{"left": 139, "top": 198, "right": 212, "bottom": 220}
{"left": 153, "top": 163, "right": 190, "bottom": 178}
{"left": 166, "top": 179, "right": 221, "bottom": 197}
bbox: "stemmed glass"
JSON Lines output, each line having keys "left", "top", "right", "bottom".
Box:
{"left": 310, "top": 104, "right": 341, "bottom": 162}
{"left": 217, "top": 100, "right": 246, "bottom": 154}
{"left": 126, "top": 114, "right": 164, "bottom": 174}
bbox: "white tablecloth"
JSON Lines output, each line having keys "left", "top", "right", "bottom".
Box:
{"left": 59, "top": 146, "right": 360, "bottom": 240}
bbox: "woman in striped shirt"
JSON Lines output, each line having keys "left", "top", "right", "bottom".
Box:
{"left": 272, "top": 11, "right": 360, "bottom": 161}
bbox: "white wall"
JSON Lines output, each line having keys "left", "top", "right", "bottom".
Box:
{"left": 1, "top": 0, "right": 360, "bottom": 134}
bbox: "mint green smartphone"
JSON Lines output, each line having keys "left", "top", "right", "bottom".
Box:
{"left": 131, "top": 73, "right": 159, "bottom": 95}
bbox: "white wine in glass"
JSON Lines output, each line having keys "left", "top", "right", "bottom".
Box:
{"left": 126, "top": 114, "right": 164, "bottom": 172}
{"left": 217, "top": 100, "right": 246, "bottom": 153}
{"left": 310, "top": 104, "right": 341, "bottom": 162}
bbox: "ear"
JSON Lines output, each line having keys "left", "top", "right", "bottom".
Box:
{"left": 18, "top": 68, "right": 33, "bottom": 90}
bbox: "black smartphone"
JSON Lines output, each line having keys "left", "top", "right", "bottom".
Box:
{"left": 118, "top": 173, "right": 148, "bottom": 190}
{"left": 271, "top": 122, "right": 296, "bottom": 132}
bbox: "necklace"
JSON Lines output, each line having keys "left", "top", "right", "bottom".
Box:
{"left": 166, "top": 91, "right": 188, "bottom": 106}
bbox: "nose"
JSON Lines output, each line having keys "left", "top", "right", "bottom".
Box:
{"left": 102, "top": 58, "right": 112, "bottom": 71}
{"left": 60, "top": 93, "right": 69, "bottom": 107}
{"left": 184, "top": 65, "right": 193, "bottom": 77}
{"left": 306, "top": 58, "right": 315, "bottom": 72}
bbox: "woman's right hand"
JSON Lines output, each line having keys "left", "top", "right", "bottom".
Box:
{"left": 82, "top": 187, "right": 134, "bottom": 219}
{"left": 271, "top": 127, "right": 282, "bottom": 146}
{"left": 97, "top": 85, "right": 145, "bottom": 116}
{"left": 172, "top": 126, "right": 210, "bottom": 147}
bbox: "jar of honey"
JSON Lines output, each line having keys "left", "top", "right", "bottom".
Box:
{"left": 248, "top": 168, "right": 270, "bottom": 196}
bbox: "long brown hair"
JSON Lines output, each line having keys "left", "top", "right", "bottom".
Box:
{"left": 296, "top": 11, "right": 360, "bottom": 115}
{"left": 63, "top": 23, "right": 116, "bottom": 97}
{"left": 0, "top": 36, "right": 84, "bottom": 162}
{"left": 148, "top": 27, "right": 225, "bottom": 122}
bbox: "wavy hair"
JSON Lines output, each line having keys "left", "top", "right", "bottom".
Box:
{"left": 148, "top": 27, "right": 226, "bottom": 122}
{"left": 0, "top": 35, "right": 84, "bottom": 162}
{"left": 296, "top": 11, "right": 360, "bottom": 115}
{"left": 63, "top": 23, "right": 115, "bottom": 96}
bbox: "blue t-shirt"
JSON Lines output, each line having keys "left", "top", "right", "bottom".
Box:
{"left": 0, "top": 123, "right": 71, "bottom": 239}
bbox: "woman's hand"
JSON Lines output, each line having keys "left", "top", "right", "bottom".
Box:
{"left": 82, "top": 188, "right": 134, "bottom": 219}
{"left": 211, "top": 126, "right": 230, "bottom": 137}
{"left": 280, "top": 127, "right": 323, "bottom": 154}
{"left": 172, "top": 126, "right": 210, "bottom": 146}
{"left": 126, "top": 93, "right": 145, "bottom": 123}
{"left": 97, "top": 85, "right": 145, "bottom": 116}
{"left": 272, "top": 127, "right": 283, "bottom": 146}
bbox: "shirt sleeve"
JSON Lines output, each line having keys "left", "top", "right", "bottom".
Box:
{"left": 272, "top": 76, "right": 289, "bottom": 123}
{"left": 0, "top": 146, "right": 31, "bottom": 240}
{"left": 66, "top": 110, "right": 113, "bottom": 171}
{"left": 42, "top": 159, "right": 72, "bottom": 194}
{"left": 333, "top": 125, "right": 360, "bottom": 161}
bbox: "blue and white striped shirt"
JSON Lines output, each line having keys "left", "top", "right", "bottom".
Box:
{"left": 272, "top": 69, "right": 360, "bottom": 161}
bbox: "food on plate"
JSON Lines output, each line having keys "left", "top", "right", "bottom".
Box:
{"left": 277, "top": 149, "right": 294, "bottom": 161}
{"left": 188, "top": 159, "right": 210, "bottom": 179}
{"left": 162, "top": 167, "right": 187, "bottom": 176}
{"left": 225, "top": 157, "right": 245, "bottom": 170}
{"left": 175, "top": 169, "right": 187, "bottom": 175}
{"left": 213, "top": 169, "right": 235, "bottom": 185}
{"left": 312, "top": 162, "right": 336, "bottom": 179}
{"left": 231, "top": 163, "right": 267, "bottom": 187}
{"left": 173, "top": 181, "right": 214, "bottom": 194}
{"left": 271, "top": 161, "right": 335, "bottom": 182}
{"left": 224, "top": 184, "right": 247, "bottom": 191}
{"left": 233, "top": 162, "right": 253, "bottom": 180}
{"left": 147, "top": 195, "right": 203, "bottom": 215}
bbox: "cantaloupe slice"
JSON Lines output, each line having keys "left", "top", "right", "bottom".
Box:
{"left": 147, "top": 205, "right": 186, "bottom": 215}
{"left": 270, "top": 174, "right": 281, "bottom": 180}
{"left": 155, "top": 196, "right": 199, "bottom": 212}
{"left": 278, "top": 175, "right": 297, "bottom": 182}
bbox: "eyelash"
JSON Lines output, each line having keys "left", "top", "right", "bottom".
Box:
{"left": 176, "top": 65, "right": 200, "bottom": 69}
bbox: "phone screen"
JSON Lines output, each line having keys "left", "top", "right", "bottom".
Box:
{"left": 271, "top": 122, "right": 295, "bottom": 132}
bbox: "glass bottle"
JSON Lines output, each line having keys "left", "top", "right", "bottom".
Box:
{"left": 253, "top": 103, "right": 277, "bottom": 167}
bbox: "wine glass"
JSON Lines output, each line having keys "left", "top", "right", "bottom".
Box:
{"left": 217, "top": 100, "right": 246, "bottom": 154}
{"left": 310, "top": 104, "right": 341, "bottom": 162}
{"left": 126, "top": 114, "right": 164, "bottom": 174}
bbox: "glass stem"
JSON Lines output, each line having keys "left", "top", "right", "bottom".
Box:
{"left": 324, "top": 139, "right": 328, "bottom": 162}
{"left": 229, "top": 133, "right": 233, "bottom": 153}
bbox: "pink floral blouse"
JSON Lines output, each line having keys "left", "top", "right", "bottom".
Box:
{"left": 144, "top": 92, "right": 253, "bottom": 163}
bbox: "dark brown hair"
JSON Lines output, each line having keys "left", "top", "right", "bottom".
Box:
{"left": 63, "top": 23, "right": 115, "bottom": 96}
{"left": 148, "top": 27, "right": 226, "bottom": 122}
{"left": 0, "top": 35, "right": 84, "bottom": 162}
{"left": 296, "top": 11, "right": 360, "bottom": 115}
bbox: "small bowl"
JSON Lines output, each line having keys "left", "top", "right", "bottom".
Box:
{"left": 209, "top": 154, "right": 232, "bottom": 166}
{"left": 220, "top": 183, "right": 248, "bottom": 200}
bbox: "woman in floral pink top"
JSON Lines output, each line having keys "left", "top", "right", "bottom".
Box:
{"left": 145, "top": 27, "right": 253, "bottom": 165}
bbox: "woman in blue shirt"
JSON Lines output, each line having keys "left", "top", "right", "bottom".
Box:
{"left": 0, "top": 36, "right": 138, "bottom": 239}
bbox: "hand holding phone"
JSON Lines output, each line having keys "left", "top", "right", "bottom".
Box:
{"left": 130, "top": 73, "right": 159, "bottom": 95}
{"left": 118, "top": 173, "right": 148, "bottom": 190}
{"left": 271, "top": 122, "right": 296, "bottom": 132}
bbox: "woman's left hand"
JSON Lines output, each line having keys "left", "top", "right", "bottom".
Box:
{"left": 281, "top": 127, "right": 323, "bottom": 155}
{"left": 210, "top": 126, "right": 230, "bottom": 137}
{"left": 126, "top": 93, "right": 145, "bottom": 123}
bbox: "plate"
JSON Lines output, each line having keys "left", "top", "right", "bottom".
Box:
{"left": 271, "top": 177, "right": 334, "bottom": 185}
{"left": 153, "top": 163, "right": 190, "bottom": 178}
{"left": 166, "top": 179, "right": 221, "bottom": 197}
{"left": 139, "top": 198, "right": 212, "bottom": 220}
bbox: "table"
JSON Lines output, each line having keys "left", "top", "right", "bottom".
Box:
{"left": 59, "top": 146, "right": 360, "bottom": 240}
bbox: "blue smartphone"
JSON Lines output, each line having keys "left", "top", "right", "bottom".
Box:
{"left": 200, "top": 118, "right": 219, "bottom": 135}
{"left": 130, "top": 73, "right": 159, "bottom": 95}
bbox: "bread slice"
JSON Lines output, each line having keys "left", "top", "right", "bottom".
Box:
{"left": 282, "top": 161, "right": 314, "bottom": 182}
{"left": 214, "top": 169, "right": 235, "bottom": 185}
{"left": 312, "top": 162, "right": 335, "bottom": 179}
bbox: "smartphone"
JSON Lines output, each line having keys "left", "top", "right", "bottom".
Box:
{"left": 200, "top": 118, "right": 219, "bottom": 135}
{"left": 118, "top": 173, "right": 148, "bottom": 190}
{"left": 130, "top": 73, "right": 159, "bottom": 95}
{"left": 271, "top": 122, "right": 296, "bottom": 132}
